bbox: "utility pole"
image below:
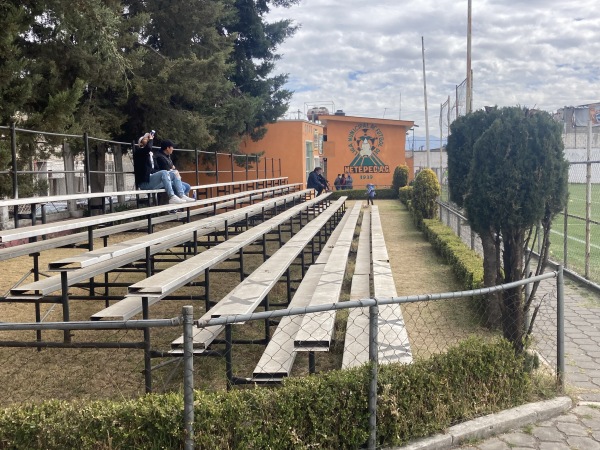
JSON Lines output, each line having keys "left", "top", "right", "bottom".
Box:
{"left": 399, "top": 91, "right": 401, "bottom": 119}
{"left": 422, "top": 36, "right": 430, "bottom": 168}
{"left": 466, "top": 0, "right": 473, "bottom": 113}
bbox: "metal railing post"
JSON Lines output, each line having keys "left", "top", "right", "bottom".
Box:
{"left": 214, "top": 151, "right": 219, "bottom": 183}
{"left": 230, "top": 151, "right": 234, "bottom": 182}
{"left": 194, "top": 149, "right": 199, "bottom": 186}
{"left": 557, "top": 265, "right": 565, "bottom": 392}
{"left": 83, "top": 132, "right": 91, "bottom": 193}
{"left": 563, "top": 201, "right": 568, "bottom": 268}
{"left": 368, "top": 302, "right": 379, "bottom": 450}
{"left": 10, "top": 122, "right": 18, "bottom": 199}
{"left": 255, "top": 156, "right": 259, "bottom": 179}
{"left": 585, "top": 120, "right": 592, "bottom": 279}
{"left": 245, "top": 155, "right": 249, "bottom": 181}
{"left": 183, "top": 306, "right": 195, "bottom": 450}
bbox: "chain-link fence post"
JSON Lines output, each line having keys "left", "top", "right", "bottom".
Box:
{"left": 368, "top": 302, "right": 379, "bottom": 450}
{"left": 557, "top": 265, "right": 565, "bottom": 392}
{"left": 183, "top": 305, "right": 195, "bottom": 450}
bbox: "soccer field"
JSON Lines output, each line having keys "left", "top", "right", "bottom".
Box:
{"left": 549, "top": 183, "right": 600, "bottom": 283}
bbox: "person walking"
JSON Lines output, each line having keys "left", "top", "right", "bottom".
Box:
{"left": 340, "top": 174, "right": 347, "bottom": 190}
{"left": 366, "top": 183, "right": 376, "bottom": 206}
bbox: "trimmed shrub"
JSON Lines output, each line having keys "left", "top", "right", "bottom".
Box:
{"left": 412, "top": 169, "right": 440, "bottom": 221}
{"left": 392, "top": 165, "right": 409, "bottom": 196}
{"left": 0, "top": 339, "right": 537, "bottom": 449}
{"left": 398, "top": 186, "right": 413, "bottom": 206}
{"left": 420, "top": 218, "right": 484, "bottom": 291}
{"left": 329, "top": 188, "right": 396, "bottom": 201}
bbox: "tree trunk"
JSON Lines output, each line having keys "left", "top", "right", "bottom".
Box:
{"left": 481, "top": 228, "right": 502, "bottom": 328}
{"left": 502, "top": 229, "right": 525, "bottom": 352}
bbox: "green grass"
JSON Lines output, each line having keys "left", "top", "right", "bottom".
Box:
{"left": 549, "top": 183, "right": 600, "bottom": 284}
{"left": 440, "top": 182, "right": 600, "bottom": 284}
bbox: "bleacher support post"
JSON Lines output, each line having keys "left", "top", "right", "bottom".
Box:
{"left": 142, "top": 297, "right": 152, "bottom": 393}
{"left": 182, "top": 305, "right": 195, "bottom": 450}
{"left": 368, "top": 302, "right": 379, "bottom": 450}
{"left": 83, "top": 132, "right": 91, "bottom": 194}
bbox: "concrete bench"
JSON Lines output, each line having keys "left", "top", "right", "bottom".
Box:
{"left": 170, "top": 196, "right": 347, "bottom": 352}
{"left": 370, "top": 205, "right": 412, "bottom": 365}
{"left": 292, "top": 201, "right": 362, "bottom": 351}
{"left": 91, "top": 192, "right": 327, "bottom": 321}
{"left": 8, "top": 190, "right": 309, "bottom": 300}
{"left": 342, "top": 207, "right": 372, "bottom": 369}
{"left": 252, "top": 206, "right": 355, "bottom": 380}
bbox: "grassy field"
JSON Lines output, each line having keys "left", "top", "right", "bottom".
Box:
{"left": 549, "top": 183, "right": 600, "bottom": 283}
{"left": 441, "top": 182, "right": 600, "bottom": 284}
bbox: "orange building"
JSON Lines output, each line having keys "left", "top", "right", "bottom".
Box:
{"left": 192, "top": 113, "right": 414, "bottom": 190}
{"left": 319, "top": 114, "right": 414, "bottom": 189}
{"left": 239, "top": 120, "right": 324, "bottom": 186}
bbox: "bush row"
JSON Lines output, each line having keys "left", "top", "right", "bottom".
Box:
{"left": 419, "top": 218, "right": 484, "bottom": 292}
{"left": 0, "top": 339, "right": 532, "bottom": 449}
{"left": 328, "top": 188, "right": 396, "bottom": 200}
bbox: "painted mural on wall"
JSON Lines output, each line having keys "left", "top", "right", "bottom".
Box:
{"left": 344, "top": 123, "right": 390, "bottom": 174}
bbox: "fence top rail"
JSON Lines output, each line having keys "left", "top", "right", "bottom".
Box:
{"left": 0, "top": 184, "right": 297, "bottom": 243}
{"left": 195, "top": 270, "right": 559, "bottom": 328}
{"left": 0, "top": 178, "right": 290, "bottom": 208}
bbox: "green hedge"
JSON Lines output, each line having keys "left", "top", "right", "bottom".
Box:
{"left": 420, "top": 218, "right": 484, "bottom": 291}
{"left": 328, "top": 188, "right": 396, "bottom": 200}
{"left": 398, "top": 186, "right": 413, "bottom": 206}
{"left": 0, "top": 339, "right": 532, "bottom": 449}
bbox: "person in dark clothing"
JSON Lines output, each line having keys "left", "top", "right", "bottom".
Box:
{"left": 307, "top": 167, "right": 326, "bottom": 196}
{"left": 317, "top": 172, "right": 330, "bottom": 192}
{"left": 334, "top": 174, "right": 342, "bottom": 190}
{"left": 155, "top": 139, "right": 192, "bottom": 197}
{"left": 133, "top": 133, "right": 193, "bottom": 204}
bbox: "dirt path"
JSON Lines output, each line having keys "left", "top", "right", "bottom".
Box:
{"left": 377, "top": 200, "right": 461, "bottom": 296}
{"left": 376, "top": 200, "right": 488, "bottom": 358}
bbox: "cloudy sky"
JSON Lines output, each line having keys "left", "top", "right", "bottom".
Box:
{"left": 267, "top": 0, "right": 599, "bottom": 147}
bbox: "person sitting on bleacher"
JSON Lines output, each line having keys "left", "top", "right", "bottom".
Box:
{"left": 155, "top": 139, "right": 192, "bottom": 199}
{"left": 133, "top": 132, "right": 195, "bottom": 204}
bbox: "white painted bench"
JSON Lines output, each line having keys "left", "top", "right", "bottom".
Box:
{"left": 170, "top": 196, "right": 347, "bottom": 352}
{"left": 369, "top": 205, "right": 412, "bottom": 365}
{"left": 252, "top": 206, "right": 355, "bottom": 380}
{"left": 293, "top": 201, "right": 362, "bottom": 351}
{"left": 0, "top": 184, "right": 301, "bottom": 263}
{"left": 0, "top": 183, "right": 299, "bottom": 244}
{"left": 91, "top": 192, "right": 329, "bottom": 321}
{"left": 342, "top": 207, "right": 372, "bottom": 369}
{"left": 8, "top": 190, "right": 308, "bottom": 300}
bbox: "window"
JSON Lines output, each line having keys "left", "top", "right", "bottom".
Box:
{"left": 305, "top": 140, "right": 314, "bottom": 182}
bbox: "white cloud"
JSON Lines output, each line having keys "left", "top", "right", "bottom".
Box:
{"left": 267, "top": 0, "right": 600, "bottom": 145}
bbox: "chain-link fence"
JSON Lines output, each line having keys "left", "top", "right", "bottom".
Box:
{"left": 438, "top": 153, "right": 600, "bottom": 286}
{"left": 0, "top": 270, "right": 565, "bottom": 449}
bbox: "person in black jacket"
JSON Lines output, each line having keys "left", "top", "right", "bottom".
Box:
{"left": 307, "top": 167, "right": 326, "bottom": 196}
{"left": 155, "top": 139, "right": 192, "bottom": 198}
{"left": 133, "top": 133, "right": 194, "bottom": 204}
